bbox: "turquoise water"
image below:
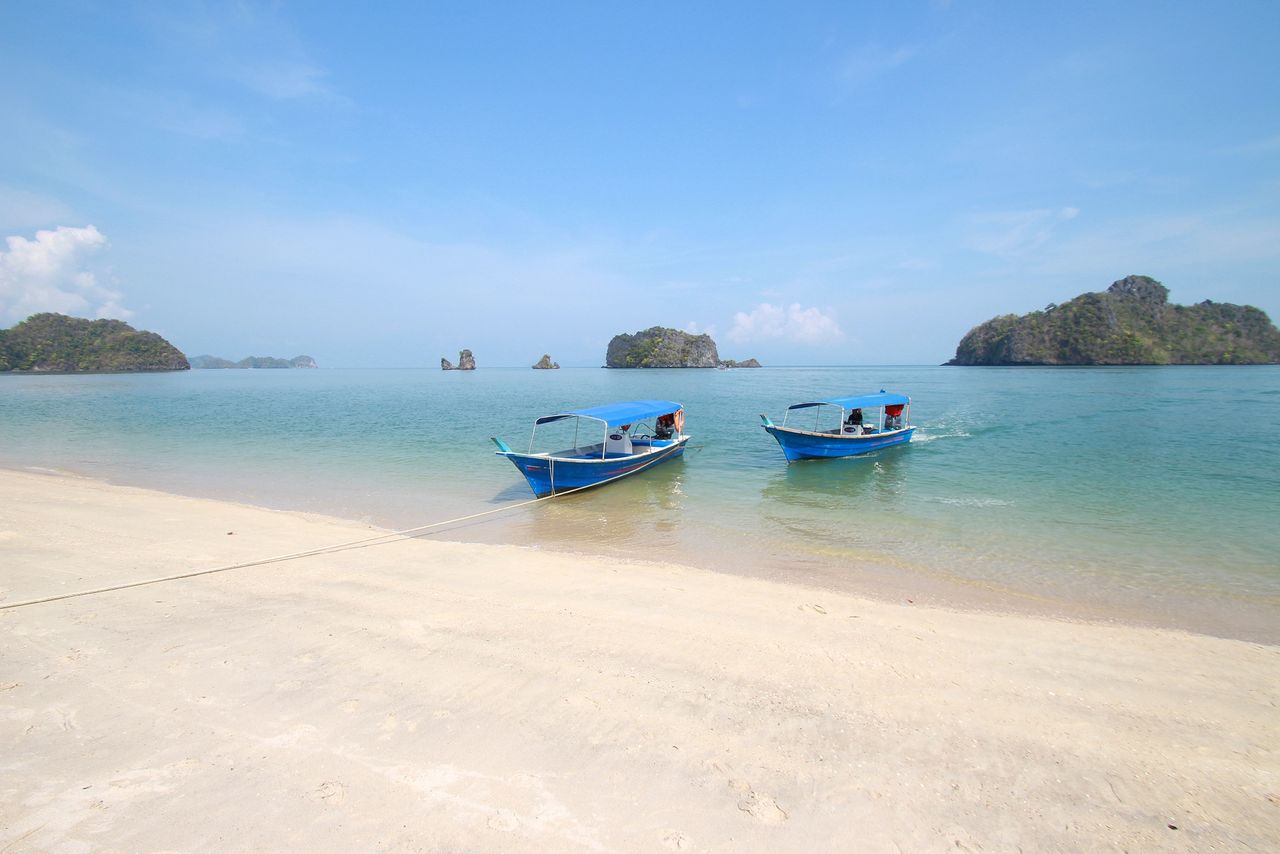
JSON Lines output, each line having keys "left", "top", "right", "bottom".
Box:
{"left": 2, "top": 366, "right": 1278, "bottom": 640}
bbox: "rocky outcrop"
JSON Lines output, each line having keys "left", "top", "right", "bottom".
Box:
{"left": 442, "top": 349, "right": 476, "bottom": 370}
{"left": 719, "top": 358, "right": 762, "bottom": 368}
{"left": 0, "top": 312, "right": 189, "bottom": 372}
{"left": 532, "top": 354, "right": 560, "bottom": 369}
{"left": 190, "top": 354, "right": 318, "bottom": 369}
{"left": 606, "top": 327, "right": 720, "bottom": 368}
{"left": 948, "top": 275, "right": 1280, "bottom": 366}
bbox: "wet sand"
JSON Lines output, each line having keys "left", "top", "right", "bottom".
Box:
{"left": 2, "top": 468, "right": 1277, "bottom": 851}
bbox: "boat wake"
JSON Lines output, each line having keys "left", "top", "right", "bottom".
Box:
{"left": 910, "top": 429, "right": 970, "bottom": 444}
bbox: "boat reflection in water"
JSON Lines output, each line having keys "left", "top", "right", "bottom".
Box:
{"left": 759, "top": 449, "right": 910, "bottom": 510}
{"left": 497, "top": 463, "right": 689, "bottom": 554}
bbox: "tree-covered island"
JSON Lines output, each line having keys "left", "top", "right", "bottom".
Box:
{"left": 605, "top": 326, "right": 761, "bottom": 368}
{"left": 948, "top": 275, "right": 1280, "bottom": 365}
{"left": 189, "top": 355, "right": 318, "bottom": 369}
{"left": 0, "top": 312, "right": 189, "bottom": 372}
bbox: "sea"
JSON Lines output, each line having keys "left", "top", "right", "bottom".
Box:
{"left": 2, "top": 365, "right": 1278, "bottom": 642}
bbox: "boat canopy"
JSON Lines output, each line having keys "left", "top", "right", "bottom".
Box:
{"left": 534, "top": 399, "right": 683, "bottom": 429}
{"left": 787, "top": 390, "right": 910, "bottom": 411}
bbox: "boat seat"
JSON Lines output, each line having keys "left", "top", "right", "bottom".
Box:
{"left": 604, "top": 433, "right": 633, "bottom": 455}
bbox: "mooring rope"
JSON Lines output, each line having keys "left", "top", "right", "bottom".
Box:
{"left": 1, "top": 443, "right": 696, "bottom": 612}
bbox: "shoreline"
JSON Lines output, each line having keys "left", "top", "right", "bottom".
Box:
{"left": 5, "top": 461, "right": 1276, "bottom": 645}
{"left": 2, "top": 467, "right": 1278, "bottom": 850}
{"left": 0, "top": 465, "right": 1130, "bottom": 629}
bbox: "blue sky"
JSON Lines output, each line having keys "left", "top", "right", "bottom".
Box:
{"left": 2, "top": 1, "right": 1277, "bottom": 366}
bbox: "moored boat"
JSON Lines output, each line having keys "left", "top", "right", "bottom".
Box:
{"left": 494, "top": 399, "right": 689, "bottom": 497}
{"left": 761, "top": 390, "right": 914, "bottom": 462}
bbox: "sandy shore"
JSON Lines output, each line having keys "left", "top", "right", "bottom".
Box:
{"left": 1, "top": 468, "right": 1277, "bottom": 851}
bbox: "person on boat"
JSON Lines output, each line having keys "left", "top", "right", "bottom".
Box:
{"left": 884, "top": 404, "right": 904, "bottom": 430}
{"left": 844, "top": 408, "right": 863, "bottom": 433}
{"left": 654, "top": 414, "right": 675, "bottom": 440}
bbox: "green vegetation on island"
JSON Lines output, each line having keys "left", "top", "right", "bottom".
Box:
{"left": 0, "top": 312, "right": 189, "bottom": 373}
{"left": 948, "top": 275, "right": 1280, "bottom": 366}
{"left": 606, "top": 326, "right": 761, "bottom": 368}
{"left": 190, "top": 354, "right": 318, "bottom": 369}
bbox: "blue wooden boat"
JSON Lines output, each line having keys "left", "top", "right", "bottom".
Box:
{"left": 760, "top": 390, "right": 914, "bottom": 462}
{"left": 493, "top": 399, "right": 689, "bottom": 497}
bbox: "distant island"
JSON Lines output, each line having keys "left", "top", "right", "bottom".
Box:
{"left": 605, "top": 326, "right": 761, "bottom": 368}
{"left": 0, "top": 312, "right": 189, "bottom": 373}
{"left": 532, "top": 354, "right": 560, "bottom": 369}
{"left": 190, "top": 354, "right": 318, "bottom": 369}
{"left": 948, "top": 275, "right": 1280, "bottom": 366}
{"left": 441, "top": 349, "right": 476, "bottom": 370}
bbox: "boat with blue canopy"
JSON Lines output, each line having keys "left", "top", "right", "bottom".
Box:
{"left": 760, "top": 390, "right": 914, "bottom": 462}
{"left": 493, "top": 399, "right": 689, "bottom": 497}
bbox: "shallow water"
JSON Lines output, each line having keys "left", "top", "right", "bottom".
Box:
{"left": 3, "top": 365, "right": 1277, "bottom": 640}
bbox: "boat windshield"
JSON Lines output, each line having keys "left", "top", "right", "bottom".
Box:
{"left": 527, "top": 414, "right": 610, "bottom": 459}
{"left": 780, "top": 392, "right": 910, "bottom": 434}
{"left": 782, "top": 402, "right": 849, "bottom": 433}
{"left": 527, "top": 407, "right": 682, "bottom": 459}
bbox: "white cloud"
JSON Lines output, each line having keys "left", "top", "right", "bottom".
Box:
{"left": 1226, "top": 133, "right": 1280, "bottom": 155}
{"left": 0, "top": 225, "right": 130, "bottom": 323}
{"left": 231, "top": 61, "right": 330, "bottom": 100}
{"left": 727, "top": 303, "right": 843, "bottom": 345}
{"left": 1035, "top": 212, "right": 1280, "bottom": 274}
{"left": 840, "top": 44, "right": 918, "bottom": 89}
{"left": 962, "top": 207, "right": 1081, "bottom": 256}
{"left": 684, "top": 320, "right": 718, "bottom": 338}
{"left": 148, "top": 3, "right": 335, "bottom": 102}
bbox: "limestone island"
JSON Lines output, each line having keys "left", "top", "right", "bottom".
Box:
{"left": 948, "top": 275, "right": 1280, "bottom": 366}
{"left": 605, "top": 326, "right": 761, "bottom": 368}
{"left": 190, "top": 355, "right": 318, "bottom": 369}
{"left": 532, "top": 354, "right": 560, "bottom": 369}
{"left": 0, "top": 312, "right": 189, "bottom": 373}
{"left": 441, "top": 349, "right": 476, "bottom": 370}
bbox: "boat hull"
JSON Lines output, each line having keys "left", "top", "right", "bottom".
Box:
{"left": 763, "top": 425, "right": 914, "bottom": 462}
{"left": 499, "top": 437, "right": 689, "bottom": 497}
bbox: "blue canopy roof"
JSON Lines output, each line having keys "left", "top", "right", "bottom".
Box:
{"left": 787, "top": 390, "right": 910, "bottom": 411}
{"left": 536, "top": 399, "right": 683, "bottom": 429}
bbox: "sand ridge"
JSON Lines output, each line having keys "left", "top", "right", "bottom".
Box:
{"left": 1, "top": 468, "right": 1278, "bottom": 851}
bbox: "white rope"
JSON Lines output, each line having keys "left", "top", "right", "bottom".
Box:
{"left": 0, "top": 445, "right": 688, "bottom": 612}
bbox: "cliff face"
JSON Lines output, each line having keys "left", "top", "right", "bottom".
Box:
{"left": 0, "top": 313, "right": 189, "bottom": 372}
{"left": 606, "top": 327, "right": 720, "bottom": 368}
{"left": 948, "top": 276, "right": 1280, "bottom": 365}
{"left": 441, "top": 349, "right": 476, "bottom": 370}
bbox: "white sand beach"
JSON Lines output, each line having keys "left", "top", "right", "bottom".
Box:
{"left": 1, "top": 467, "right": 1277, "bottom": 851}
